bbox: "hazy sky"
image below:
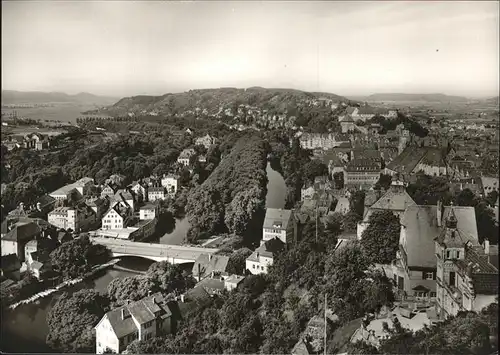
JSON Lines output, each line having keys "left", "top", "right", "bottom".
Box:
{"left": 2, "top": 1, "right": 499, "bottom": 97}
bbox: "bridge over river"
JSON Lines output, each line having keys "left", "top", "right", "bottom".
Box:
{"left": 90, "top": 237, "right": 220, "bottom": 264}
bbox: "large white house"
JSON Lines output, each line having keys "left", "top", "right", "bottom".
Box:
{"left": 262, "top": 208, "right": 296, "bottom": 245}
{"left": 161, "top": 175, "right": 179, "bottom": 196}
{"left": 95, "top": 293, "right": 172, "bottom": 354}
{"left": 246, "top": 238, "right": 285, "bottom": 275}
{"left": 177, "top": 148, "right": 196, "bottom": 166}
{"left": 139, "top": 203, "right": 158, "bottom": 220}
{"left": 47, "top": 206, "right": 96, "bottom": 232}
{"left": 102, "top": 206, "right": 131, "bottom": 230}
{"left": 148, "top": 187, "right": 167, "bottom": 201}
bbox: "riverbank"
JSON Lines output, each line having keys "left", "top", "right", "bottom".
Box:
{"left": 7, "top": 259, "right": 119, "bottom": 310}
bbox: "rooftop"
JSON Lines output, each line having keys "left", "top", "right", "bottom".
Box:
{"left": 263, "top": 208, "right": 293, "bottom": 230}
{"left": 401, "top": 205, "right": 478, "bottom": 268}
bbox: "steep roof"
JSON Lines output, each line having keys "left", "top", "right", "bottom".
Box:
{"left": 457, "top": 246, "right": 498, "bottom": 295}
{"left": 103, "top": 292, "right": 171, "bottom": 338}
{"left": 192, "top": 254, "right": 230, "bottom": 279}
{"left": 263, "top": 208, "right": 293, "bottom": 230}
{"left": 386, "top": 146, "right": 427, "bottom": 173}
{"left": 2, "top": 221, "right": 40, "bottom": 242}
{"left": 401, "top": 205, "right": 478, "bottom": 268}
{"left": 1, "top": 254, "right": 21, "bottom": 272}
{"left": 366, "top": 188, "right": 416, "bottom": 219}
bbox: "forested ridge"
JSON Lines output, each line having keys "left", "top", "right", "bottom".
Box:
{"left": 186, "top": 135, "right": 268, "bottom": 244}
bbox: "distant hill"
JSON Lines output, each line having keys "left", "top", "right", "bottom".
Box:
{"left": 104, "top": 87, "right": 350, "bottom": 117}
{"left": 350, "top": 93, "right": 469, "bottom": 103}
{"left": 483, "top": 96, "right": 499, "bottom": 105}
{"left": 1, "top": 90, "right": 118, "bottom": 105}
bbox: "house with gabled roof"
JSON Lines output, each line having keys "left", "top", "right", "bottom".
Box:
{"left": 262, "top": 208, "right": 296, "bottom": 245}
{"left": 192, "top": 253, "right": 230, "bottom": 282}
{"left": 102, "top": 205, "right": 131, "bottom": 230}
{"left": 1, "top": 221, "right": 41, "bottom": 262}
{"left": 435, "top": 211, "right": 498, "bottom": 319}
{"left": 95, "top": 292, "right": 173, "bottom": 354}
{"left": 385, "top": 146, "right": 448, "bottom": 178}
{"left": 357, "top": 178, "right": 416, "bottom": 238}
{"left": 246, "top": 237, "right": 285, "bottom": 275}
{"left": 101, "top": 183, "right": 119, "bottom": 199}
{"left": 391, "top": 202, "right": 478, "bottom": 301}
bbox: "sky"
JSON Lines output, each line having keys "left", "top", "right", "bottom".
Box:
{"left": 2, "top": 1, "right": 499, "bottom": 98}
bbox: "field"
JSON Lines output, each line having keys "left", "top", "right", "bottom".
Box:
{"left": 1, "top": 103, "right": 105, "bottom": 124}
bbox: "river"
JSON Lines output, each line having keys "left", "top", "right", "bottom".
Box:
{"left": 0, "top": 162, "right": 286, "bottom": 353}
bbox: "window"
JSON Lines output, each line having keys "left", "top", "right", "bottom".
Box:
{"left": 449, "top": 271, "right": 456, "bottom": 287}
{"left": 145, "top": 321, "right": 153, "bottom": 329}
{"left": 425, "top": 272, "right": 434, "bottom": 280}
{"left": 430, "top": 292, "right": 436, "bottom": 297}
{"left": 446, "top": 250, "right": 451, "bottom": 259}
{"left": 456, "top": 251, "right": 460, "bottom": 259}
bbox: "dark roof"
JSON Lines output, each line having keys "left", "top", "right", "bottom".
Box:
{"left": 192, "top": 254, "right": 230, "bottom": 279}
{"left": 386, "top": 146, "right": 427, "bottom": 173}
{"left": 1, "top": 254, "right": 21, "bottom": 271}
{"left": 263, "top": 208, "right": 293, "bottom": 230}
{"left": 103, "top": 292, "right": 171, "bottom": 338}
{"left": 456, "top": 245, "right": 498, "bottom": 295}
{"left": 35, "top": 194, "right": 56, "bottom": 207}
{"left": 2, "top": 222, "right": 40, "bottom": 242}
{"left": 365, "top": 188, "right": 416, "bottom": 220}
{"left": 345, "top": 159, "right": 381, "bottom": 172}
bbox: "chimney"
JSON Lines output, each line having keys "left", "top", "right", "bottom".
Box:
{"left": 437, "top": 200, "right": 442, "bottom": 227}
{"left": 121, "top": 309, "right": 128, "bottom": 320}
{"left": 484, "top": 239, "right": 490, "bottom": 255}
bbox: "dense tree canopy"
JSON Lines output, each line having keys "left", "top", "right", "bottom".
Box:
{"left": 107, "top": 261, "right": 195, "bottom": 306}
{"left": 186, "top": 135, "right": 268, "bottom": 243}
{"left": 49, "top": 235, "right": 110, "bottom": 280}
{"left": 361, "top": 211, "right": 401, "bottom": 264}
{"left": 46, "top": 289, "right": 110, "bottom": 352}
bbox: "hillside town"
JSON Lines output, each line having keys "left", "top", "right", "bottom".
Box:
{"left": 1, "top": 89, "right": 499, "bottom": 354}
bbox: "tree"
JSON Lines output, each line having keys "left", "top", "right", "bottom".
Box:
{"left": 407, "top": 174, "right": 452, "bottom": 205}
{"left": 226, "top": 247, "right": 253, "bottom": 275}
{"left": 349, "top": 190, "right": 366, "bottom": 217}
{"left": 375, "top": 174, "right": 392, "bottom": 191}
{"left": 46, "top": 289, "right": 110, "bottom": 352}
{"left": 454, "top": 188, "right": 476, "bottom": 207}
{"left": 303, "top": 160, "right": 328, "bottom": 184}
{"left": 333, "top": 171, "right": 344, "bottom": 189}
{"left": 107, "top": 261, "right": 194, "bottom": 305}
{"left": 361, "top": 210, "right": 401, "bottom": 264}
{"left": 49, "top": 235, "right": 110, "bottom": 280}
{"left": 345, "top": 340, "right": 380, "bottom": 354}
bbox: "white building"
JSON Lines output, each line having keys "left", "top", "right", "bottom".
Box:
{"left": 139, "top": 203, "right": 158, "bottom": 220}
{"left": 177, "top": 148, "right": 196, "bottom": 166}
{"left": 262, "top": 208, "right": 296, "bottom": 245}
{"left": 48, "top": 206, "right": 96, "bottom": 232}
{"left": 130, "top": 182, "right": 147, "bottom": 200}
{"left": 246, "top": 238, "right": 285, "bottom": 275}
{"left": 95, "top": 293, "right": 172, "bottom": 354}
{"left": 161, "top": 175, "right": 179, "bottom": 196}
{"left": 148, "top": 187, "right": 166, "bottom": 201}
{"left": 102, "top": 206, "right": 130, "bottom": 230}
{"left": 195, "top": 134, "right": 217, "bottom": 149}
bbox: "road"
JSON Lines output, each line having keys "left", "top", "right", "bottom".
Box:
{"left": 90, "top": 236, "right": 220, "bottom": 262}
